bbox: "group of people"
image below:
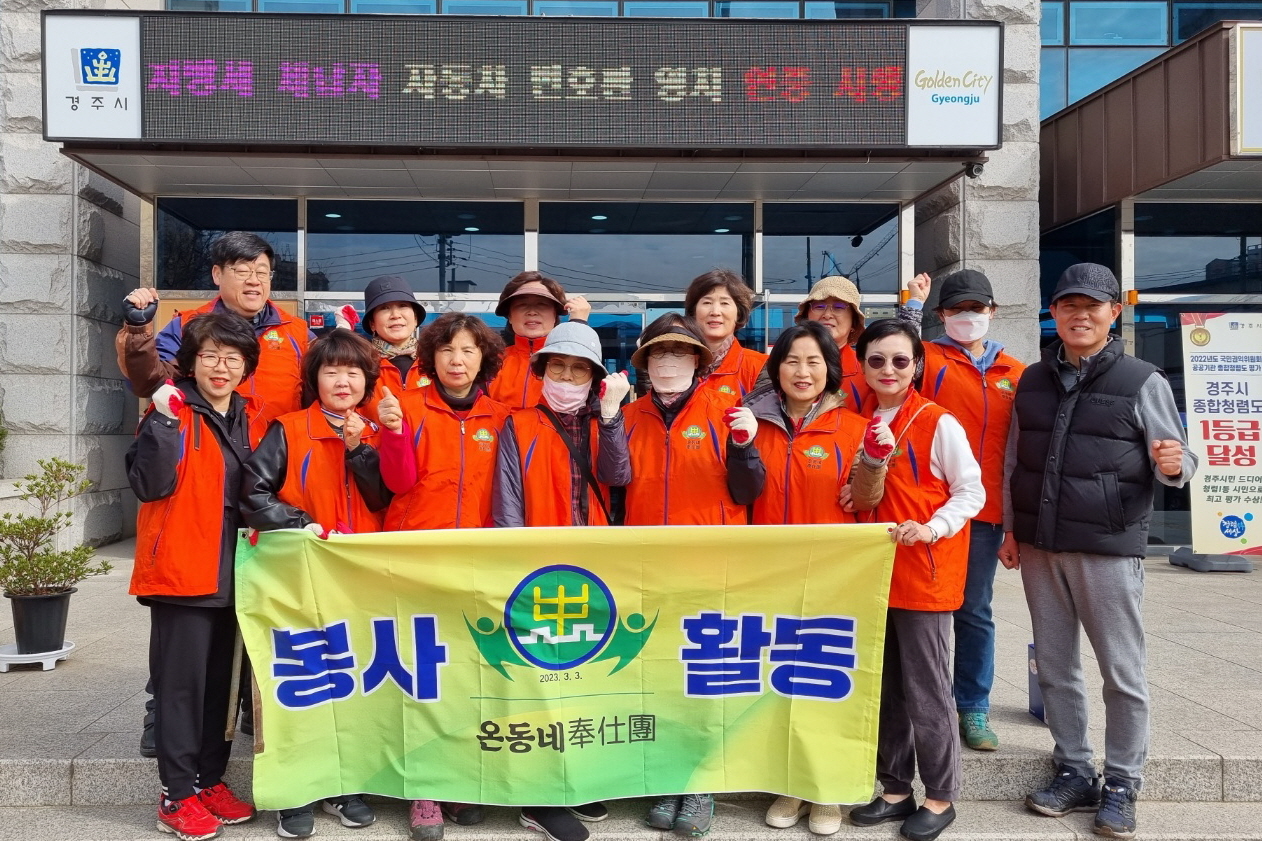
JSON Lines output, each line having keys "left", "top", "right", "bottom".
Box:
{"left": 121, "top": 231, "right": 1194, "bottom": 841}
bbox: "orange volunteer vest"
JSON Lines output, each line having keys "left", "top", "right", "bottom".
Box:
{"left": 750, "top": 404, "right": 868, "bottom": 525}
{"left": 363, "top": 355, "right": 430, "bottom": 425}
{"left": 699, "top": 340, "right": 766, "bottom": 398}
{"left": 508, "top": 406, "right": 611, "bottom": 527}
{"left": 488, "top": 335, "right": 546, "bottom": 411}
{"left": 275, "top": 403, "right": 384, "bottom": 534}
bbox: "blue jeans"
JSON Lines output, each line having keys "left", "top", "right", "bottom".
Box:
{"left": 952, "top": 521, "right": 1004, "bottom": 714}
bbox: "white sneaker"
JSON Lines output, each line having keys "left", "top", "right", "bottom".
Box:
{"left": 765, "top": 796, "right": 810, "bottom": 828}
{"left": 808, "top": 803, "right": 842, "bottom": 835}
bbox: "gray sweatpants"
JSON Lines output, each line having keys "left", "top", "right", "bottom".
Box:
{"left": 1019, "top": 545, "right": 1149, "bottom": 789}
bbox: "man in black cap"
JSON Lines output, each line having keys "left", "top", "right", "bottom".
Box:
{"left": 919, "top": 269, "right": 1026, "bottom": 753}
{"left": 998, "top": 263, "right": 1196, "bottom": 840}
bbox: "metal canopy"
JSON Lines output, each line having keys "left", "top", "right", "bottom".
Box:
{"left": 62, "top": 150, "right": 968, "bottom": 203}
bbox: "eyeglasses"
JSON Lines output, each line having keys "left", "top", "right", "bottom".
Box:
{"left": 196, "top": 351, "right": 246, "bottom": 370}
{"left": 545, "top": 359, "right": 594, "bottom": 382}
{"left": 865, "top": 354, "right": 914, "bottom": 371}
{"left": 811, "top": 302, "right": 851, "bottom": 313}
{"left": 226, "top": 265, "right": 275, "bottom": 282}
{"left": 648, "top": 347, "right": 693, "bottom": 360}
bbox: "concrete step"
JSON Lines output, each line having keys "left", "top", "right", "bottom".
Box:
{"left": 2, "top": 799, "right": 1262, "bottom": 841}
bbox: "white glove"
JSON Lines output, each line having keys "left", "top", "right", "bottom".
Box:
{"left": 723, "top": 406, "right": 758, "bottom": 447}
{"left": 335, "top": 305, "right": 361, "bottom": 332}
{"left": 598, "top": 371, "right": 631, "bottom": 418}
{"left": 304, "top": 522, "right": 331, "bottom": 539}
{"left": 152, "top": 380, "right": 185, "bottom": 420}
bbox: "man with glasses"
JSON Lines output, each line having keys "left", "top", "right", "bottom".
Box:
{"left": 121, "top": 230, "right": 313, "bottom": 422}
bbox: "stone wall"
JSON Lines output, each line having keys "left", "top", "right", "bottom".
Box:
{"left": 915, "top": 0, "right": 1043, "bottom": 364}
{"left": 0, "top": 0, "right": 152, "bottom": 544}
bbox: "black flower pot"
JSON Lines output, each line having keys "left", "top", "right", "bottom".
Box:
{"left": 5, "top": 588, "right": 76, "bottom": 654}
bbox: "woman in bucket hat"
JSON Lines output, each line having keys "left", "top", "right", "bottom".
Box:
{"left": 491, "top": 320, "right": 631, "bottom": 841}
{"left": 683, "top": 269, "right": 767, "bottom": 398}
{"left": 488, "top": 272, "right": 591, "bottom": 410}
{"left": 335, "top": 275, "right": 428, "bottom": 422}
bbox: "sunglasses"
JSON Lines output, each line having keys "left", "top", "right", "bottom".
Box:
{"left": 865, "top": 354, "right": 914, "bottom": 370}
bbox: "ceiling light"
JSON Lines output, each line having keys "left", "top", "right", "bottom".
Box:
{"left": 714, "top": 228, "right": 730, "bottom": 233}
{"left": 464, "top": 226, "right": 480, "bottom": 232}
{"left": 324, "top": 213, "right": 341, "bottom": 219}
{"left": 591, "top": 215, "right": 608, "bottom": 221}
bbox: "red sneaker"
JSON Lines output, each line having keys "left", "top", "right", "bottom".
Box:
{"left": 157, "top": 795, "right": 223, "bottom": 841}
{"left": 197, "top": 782, "right": 256, "bottom": 824}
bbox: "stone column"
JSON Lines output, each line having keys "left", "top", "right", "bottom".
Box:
{"left": 914, "top": 0, "right": 1042, "bottom": 363}
{"left": 0, "top": 0, "right": 148, "bottom": 544}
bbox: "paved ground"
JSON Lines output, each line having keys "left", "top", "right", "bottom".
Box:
{"left": 1, "top": 539, "right": 1259, "bottom": 840}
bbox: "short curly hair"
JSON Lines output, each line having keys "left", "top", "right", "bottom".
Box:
{"left": 302, "top": 329, "right": 381, "bottom": 408}
{"left": 683, "top": 269, "right": 755, "bottom": 329}
{"left": 416, "top": 312, "right": 505, "bottom": 384}
{"left": 175, "top": 312, "right": 260, "bottom": 380}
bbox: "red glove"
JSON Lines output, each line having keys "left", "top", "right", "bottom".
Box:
{"left": 723, "top": 407, "right": 757, "bottom": 446}
{"left": 336, "top": 304, "right": 361, "bottom": 331}
{"left": 335, "top": 521, "right": 353, "bottom": 535}
{"left": 863, "top": 419, "right": 895, "bottom": 460}
{"left": 152, "top": 379, "right": 185, "bottom": 420}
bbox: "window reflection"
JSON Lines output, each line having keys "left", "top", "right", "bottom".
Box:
{"left": 1067, "top": 47, "right": 1165, "bottom": 102}
{"left": 1136, "top": 204, "right": 1262, "bottom": 294}
{"left": 352, "top": 0, "right": 435, "bottom": 11}
{"left": 804, "top": 2, "right": 890, "bottom": 17}
{"left": 1041, "top": 48, "right": 1067, "bottom": 117}
{"left": 1068, "top": 1, "right": 1167, "bottom": 44}
{"left": 715, "top": 1, "right": 802, "bottom": 15}
{"left": 257, "top": 0, "right": 345, "bottom": 10}
{"left": 1042, "top": 1, "right": 1064, "bottom": 43}
{"left": 306, "top": 201, "right": 524, "bottom": 294}
{"left": 156, "top": 198, "right": 299, "bottom": 291}
{"left": 762, "top": 203, "right": 899, "bottom": 295}
{"left": 1174, "top": 2, "right": 1262, "bottom": 40}
{"left": 534, "top": 0, "right": 618, "bottom": 12}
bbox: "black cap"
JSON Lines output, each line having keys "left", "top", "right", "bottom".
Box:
{"left": 1052, "top": 263, "right": 1120, "bottom": 303}
{"left": 937, "top": 269, "right": 995, "bottom": 310}
{"left": 362, "top": 275, "right": 425, "bottom": 335}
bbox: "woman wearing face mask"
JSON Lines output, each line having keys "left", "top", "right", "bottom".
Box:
{"left": 847, "top": 319, "right": 983, "bottom": 841}
{"left": 239, "top": 329, "right": 392, "bottom": 838}
{"left": 724, "top": 320, "right": 889, "bottom": 837}
{"left": 335, "top": 275, "right": 428, "bottom": 422}
{"left": 683, "top": 269, "right": 767, "bottom": 397}
{"left": 491, "top": 321, "right": 631, "bottom": 841}
{"left": 487, "top": 272, "right": 591, "bottom": 411}
{"left": 916, "top": 270, "right": 1025, "bottom": 755}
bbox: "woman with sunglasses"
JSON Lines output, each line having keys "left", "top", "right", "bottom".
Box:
{"left": 724, "top": 320, "right": 890, "bottom": 837}
{"left": 846, "top": 319, "right": 983, "bottom": 841}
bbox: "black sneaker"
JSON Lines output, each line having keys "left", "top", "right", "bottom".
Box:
{"left": 1025, "top": 765, "right": 1101, "bottom": 817}
{"left": 520, "top": 807, "right": 590, "bottom": 841}
{"left": 1093, "top": 780, "right": 1137, "bottom": 839}
{"left": 565, "top": 802, "right": 608, "bottom": 822}
{"left": 276, "top": 807, "right": 315, "bottom": 838}
{"left": 322, "top": 795, "right": 376, "bottom": 827}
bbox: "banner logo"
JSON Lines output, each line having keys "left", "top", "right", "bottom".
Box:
{"left": 78, "top": 48, "right": 121, "bottom": 87}
{"left": 466, "top": 564, "right": 656, "bottom": 679}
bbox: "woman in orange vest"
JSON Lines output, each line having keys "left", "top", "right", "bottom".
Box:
{"left": 239, "top": 328, "right": 391, "bottom": 839}
{"left": 846, "top": 319, "right": 984, "bottom": 841}
{"left": 127, "top": 312, "right": 261, "bottom": 841}
{"left": 337, "top": 275, "right": 428, "bottom": 422}
{"left": 486, "top": 272, "right": 591, "bottom": 410}
{"left": 373, "top": 312, "right": 506, "bottom": 839}
{"left": 491, "top": 320, "right": 631, "bottom": 841}
{"left": 684, "top": 269, "right": 766, "bottom": 398}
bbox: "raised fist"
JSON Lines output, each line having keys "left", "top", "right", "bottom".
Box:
{"left": 863, "top": 419, "right": 895, "bottom": 461}
{"left": 335, "top": 305, "right": 361, "bottom": 332}
{"left": 599, "top": 371, "right": 631, "bottom": 418}
{"left": 152, "top": 380, "right": 185, "bottom": 420}
{"left": 723, "top": 406, "right": 757, "bottom": 446}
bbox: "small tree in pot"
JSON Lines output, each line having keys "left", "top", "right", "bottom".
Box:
{"left": 0, "top": 458, "right": 112, "bottom": 654}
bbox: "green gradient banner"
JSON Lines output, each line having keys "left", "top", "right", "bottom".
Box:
{"left": 235, "top": 524, "right": 895, "bottom": 810}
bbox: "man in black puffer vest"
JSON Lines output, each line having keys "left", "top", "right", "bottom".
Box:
{"left": 997, "top": 264, "right": 1196, "bottom": 841}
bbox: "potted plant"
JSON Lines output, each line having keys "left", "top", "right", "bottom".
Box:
{"left": 0, "top": 458, "right": 112, "bottom": 654}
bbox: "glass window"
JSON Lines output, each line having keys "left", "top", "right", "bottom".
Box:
{"left": 1174, "top": 2, "right": 1262, "bottom": 41}
{"left": 1135, "top": 203, "right": 1262, "bottom": 294}
{"left": 804, "top": 2, "right": 890, "bottom": 17}
{"left": 352, "top": 0, "right": 436, "bottom": 10}
{"left": 534, "top": 0, "right": 617, "bottom": 11}
{"left": 1041, "top": 48, "right": 1068, "bottom": 118}
{"left": 155, "top": 198, "right": 299, "bottom": 291}
{"left": 538, "top": 203, "right": 752, "bottom": 294}
{"left": 441, "top": 0, "right": 527, "bottom": 10}
{"left": 1039, "top": 207, "right": 1116, "bottom": 305}
{"left": 166, "top": 0, "right": 252, "bottom": 9}
{"left": 1069, "top": 2, "right": 1168, "bottom": 44}
{"left": 622, "top": 1, "right": 710, "bottom": 12}
{"left": 1067, "top": 47, "right": 1165, "bottom": 102}
{"left": 762, "top": 203, "right": 900, "bottom": 295}
{"left": 1042, "top": 1, "right": 1064, "bottom": 43}
{"left": 715, "top": 1, "right": 802, "bottom": 16}
{"left": 306, "top": 201, "right": 524, "bottom": 294}
{"left": 258, "top": 0, "right": 346, "bottom": 10}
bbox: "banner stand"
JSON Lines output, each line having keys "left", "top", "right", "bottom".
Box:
{"left": 1169, "top": 546, "right": 1254, "bottom": 573}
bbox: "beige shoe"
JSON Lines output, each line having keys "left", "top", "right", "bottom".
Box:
{"left": 808, "top": 804, "right": 842, "bottom": 835}
{"left": 765, "top": 796, "right": 810, "bottom": 828}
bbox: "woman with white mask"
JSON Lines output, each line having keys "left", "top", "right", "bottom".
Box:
{"left": 918, "top": 269, "right": 1026, "bottom": 756}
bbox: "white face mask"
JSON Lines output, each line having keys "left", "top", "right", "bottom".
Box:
{"left": 541, "top": 377, "right": 591, "bottom": 414}
{"left": 647, "top": 354, "right": 697, "bottom": 395}
{"left": 944, "top": 311, "right": 990, "bottom": 344}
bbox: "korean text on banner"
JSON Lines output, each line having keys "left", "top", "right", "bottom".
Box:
{"left": 1180, "top": 313, "right": 1262, "bottom": 555}
{"left": 235, "top": 524, "right": 896, "bottom": 809}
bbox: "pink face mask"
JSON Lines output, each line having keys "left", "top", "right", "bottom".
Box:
{"left": 647, "top": 354, "right": 696, "bottom": 395}
{"left": 541, "top": 377, "right": 591, "bottom": 414}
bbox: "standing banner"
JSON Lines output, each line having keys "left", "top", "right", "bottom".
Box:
{"left": 1180, "top": 313, "right": 1262, "bottom": 555}
{"left": 235, "top": 524, "right": 895, "bottom": 810}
